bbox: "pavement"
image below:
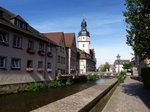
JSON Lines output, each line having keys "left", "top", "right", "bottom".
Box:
{"left": 102, "top": 76, "right": 150, "bottom": 112}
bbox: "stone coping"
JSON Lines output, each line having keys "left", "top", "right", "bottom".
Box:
{"left": 31, "top": 79, "right": 118, "bottom": 112}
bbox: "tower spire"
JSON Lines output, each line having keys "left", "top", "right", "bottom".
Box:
{"left": 78, "top": 19, "right": 90, "bottom": 37}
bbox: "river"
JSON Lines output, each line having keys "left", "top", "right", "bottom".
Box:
{"left": 0, "top": 79, "right": 107, "bottom": 112}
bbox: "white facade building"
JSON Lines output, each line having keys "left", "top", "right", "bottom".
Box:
{"left": 114, "top": 60, "right": 130, "bottom": 73}
{"left": 77, "top": 19, "right": 96, "bottom": 74}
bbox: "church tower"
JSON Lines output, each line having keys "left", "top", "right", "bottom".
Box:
{"left": 78, "top": 19, "right": 90, "bottom": 54}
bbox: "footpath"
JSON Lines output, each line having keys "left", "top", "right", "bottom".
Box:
{"left": 102, "top": 76, "right": 150, "bottom": 112}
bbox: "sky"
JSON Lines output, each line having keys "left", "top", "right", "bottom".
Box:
{"left": 0, "top": 0, "right": 133, "bottom": 67}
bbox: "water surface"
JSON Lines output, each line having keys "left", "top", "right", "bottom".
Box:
{"left": 0, "top": 79, "right": 106, "bottom": 112}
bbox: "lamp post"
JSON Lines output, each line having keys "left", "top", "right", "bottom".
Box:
{"left": 116, "top": 54, "right": 121, "bottom": 82}
{"left": 116, "top": 54, "right": 121, "bottom": 74}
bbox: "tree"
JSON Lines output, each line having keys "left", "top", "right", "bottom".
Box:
{"left": 100, "top": 62, "right": 110, "bottom": 72}
{"left": 123, "top": 63, "right": 132, "bottom": 70}
{"left": 123, "top": 0, "right": 150, "bottom": 58}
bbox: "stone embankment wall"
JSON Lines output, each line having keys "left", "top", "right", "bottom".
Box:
{"left": 32, "top": 78, "right": 118, "bottom": 112}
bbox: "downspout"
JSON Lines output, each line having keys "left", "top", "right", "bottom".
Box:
{"left": 44, "top": 43, "right": 48, "bottom": 81}
{"left": 68, "top": 48, "right": 71, "bottom": 74}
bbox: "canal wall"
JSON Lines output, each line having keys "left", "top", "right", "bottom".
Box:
{"left": 32, "top": 78, "right": 119, "bottom": 112}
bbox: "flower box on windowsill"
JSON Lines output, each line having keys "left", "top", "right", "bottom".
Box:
{"left": 38, "top": 50, "right": 45, "bottom": 56}
{"left": 47, "top": 68, "right": 52, "bottom": 72}
{"left": 47, "top": 52, "right": 53, "bottom": 57}
{"left": 27, "top": 48, "right": 36, "bottom": 54}
{"left": 26, "top": 68, "right": 34, "bottom": 72}
{"left": 37, "top": 68, "right": 44, "bottom": 72}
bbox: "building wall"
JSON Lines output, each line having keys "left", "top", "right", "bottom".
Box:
{"left": 78, "top": 36, "right": 90, "bottom": 54}
{"left": 115, "top": 65, "right": 124, "bottom": 73}
{"left": 56, "top": 36, "right": 66, "bottom": 74}
{"left": 0, "top": 28, "right": 56, "bottom": 85}
{"left": 86, "top": 59, "right": 96, "bottom": 72}
{"left": 79, "top": 59, "right": 86, "bottom": 74}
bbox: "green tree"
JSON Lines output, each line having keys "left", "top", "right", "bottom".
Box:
{"left": 100, "top": 62, "right": 110, "bottom": 72}
{"left": 123, "top": 63, "right": 132, "bottom": 70}
{"left": 123, "top": 0, "right": 150, "bottom": 58}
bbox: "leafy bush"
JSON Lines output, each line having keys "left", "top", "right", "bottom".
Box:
{"left": 87, "top": 75, "right": 100, "bottom": 81}
{"left": 47, "top": 81, "right": 65, "bottom": 88}
{"left": 119, "top": 71, "right": 127, "bottom": 83}
{"left": 25, "top": 83, "right": 47, "bottom": 91}
{"left": 66, "top": 77, "right": 74, "bottom": 86}
{"left": 13, "top": 88, "right": 24, "bottom": 94}
{"left": 141, "top": 67, "right": 150, "bottom": 89}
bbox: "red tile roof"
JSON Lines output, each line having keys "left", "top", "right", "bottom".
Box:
{"left": 64, "top": 33, "right": 75, "bottom": 47}
{"left": 43, "top": 32, "right": 64, "bottom": 45}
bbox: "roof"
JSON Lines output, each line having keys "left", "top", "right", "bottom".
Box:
{"left": 78, "top": 19, "right": 90, "bottom": 37}
{"left": 114, "top": 60, "right": 130, "bottom": 65}
{"left": 43, "top": 32, "right": 64, "bottom": 45}
{"left": 64, "top": 33, "right": 75, "bottom": 47}
{"left": 10, "top": 15, "right": 27, "bottom": 23}
{"left": 0, "top": 7, "right": 56, "bottom": 45}
{"left": 77, "top": 48, "right": 96, "bottom": 63}
{"left": 100, "top": 64, "right": 113, "bottom": 68}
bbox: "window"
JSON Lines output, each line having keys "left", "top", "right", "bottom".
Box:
{"left": 11, "top": 58, "right": 21, "bottom": 69}
{"left": 64, "top": 58, "right": 66, "bottom": 64}
{"left": 47, "top": 62, "right": 51, "bottom": 68}
{"left": 61, "top": 57, "right": 63, "bottom": 64}
{"left": 0, "top": 57, "right": 6, "bottom": 69}
{"left": 58, "top": 56, "right": 60, "bottom": 63}
{"left": 27, "top": 60, "right": 33, "bottom": 68}
{"left": 0, "top": 31, "right": 8, "bottom": 45}
{"left": 83, "top": 44, "right": 85, "bottom": 47}
{"left": 60, "top": 47, "right": 62, "bottom": 52}
{"left": 38, "top": 61, "right": 43, "bottom": 68}
{"left": 15, "top": 20, "right": 27, "bottom": 29}
{"left": 38, "top": 43, "right": 44, "bottom": 51}
{"left": 13, "top": 36, "right": 22, "bottom": 48}
{"left": 28, "top": 40, "right": 34, "bottom": 49}
{"left": 62, "top": 47, "right": 64, "bottom": 53}
{"left": 48, "top": 46, "right": 52, "bottom": 52}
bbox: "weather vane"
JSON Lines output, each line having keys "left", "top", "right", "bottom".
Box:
{"left": 82, "top": 14, "right": 85, "bottom": 19}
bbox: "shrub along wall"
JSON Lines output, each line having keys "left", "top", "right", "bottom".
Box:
{"left": 141, "top": 67, "right": 150, "bottom": 89}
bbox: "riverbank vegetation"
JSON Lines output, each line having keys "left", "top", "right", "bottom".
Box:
{"left": 12, "top": 75, "right": 100, "bottom": 94}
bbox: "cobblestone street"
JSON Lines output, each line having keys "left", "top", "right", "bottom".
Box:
{"left": 102, "top": 76, "right": 150, "bottom": 112}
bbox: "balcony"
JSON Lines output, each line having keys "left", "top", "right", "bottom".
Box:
{"left": 26, "top": 68, "right": 34, "bottom": 72}
{"left": 38, "top": 50, "right": 45, "bottom": 56}
{"left": 37, "top": 68, "right": 44, "bottom": 72}
{"left": 47, "top": 68, "right": 52, "bottom": 72}
{"left": 47, "top": 52, "right": 53, "bottom": 57}
{"left": 27, "top": 48, "right": 36, "bottom": 54}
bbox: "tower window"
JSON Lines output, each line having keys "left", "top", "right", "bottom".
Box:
{"left": 83, "top": 44, "right": 85, "bottom": 47}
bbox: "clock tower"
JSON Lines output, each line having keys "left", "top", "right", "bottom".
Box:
{"left": 78, "top": 19, "right": 90, "bottom": 54}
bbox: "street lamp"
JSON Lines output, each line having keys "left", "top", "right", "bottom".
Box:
{"left": 116, "top": 54, "right": 121, "bottom": 75}
{"left": 116, "top": 54, "right": 121, "bottom": 82}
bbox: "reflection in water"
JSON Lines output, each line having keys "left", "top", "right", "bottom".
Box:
{"left": 0, "top": 79, "right": 106, "bottom": 112}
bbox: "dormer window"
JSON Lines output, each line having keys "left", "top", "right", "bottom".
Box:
{"left": 15, "top": 19, "right": 27, "bottom": 29}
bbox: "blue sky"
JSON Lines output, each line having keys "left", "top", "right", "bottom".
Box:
{"left": 0, "top": 0, "right": 133, "bottom": 66}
